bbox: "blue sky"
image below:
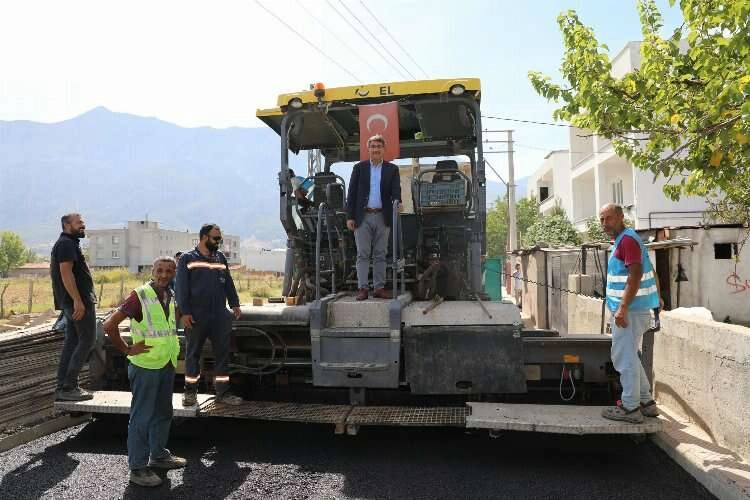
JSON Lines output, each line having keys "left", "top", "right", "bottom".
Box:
{"left": 0, "top": 0, "right": 683, "bottom": 180}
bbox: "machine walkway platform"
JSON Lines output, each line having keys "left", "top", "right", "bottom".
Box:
{"left": 466, "top": 402, "right": 662, "bottom": 434}
{"left": 55, "top": 391, "right": 661, "bottom": 435}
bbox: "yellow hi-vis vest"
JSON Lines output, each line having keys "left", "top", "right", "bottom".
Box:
{"left": 128, "top": 283, "right": 179, "bottom": 370}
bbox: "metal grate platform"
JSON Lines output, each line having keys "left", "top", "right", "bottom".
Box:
{"left": 200, "top": 400, "right": 351, "bottom": 424}
{"left": 346, "top": 406, "right": 468, "bottom": 427}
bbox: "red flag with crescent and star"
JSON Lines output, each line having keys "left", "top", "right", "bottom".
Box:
{"left": 358, "top": 101, "right": 400, "bottom": 161}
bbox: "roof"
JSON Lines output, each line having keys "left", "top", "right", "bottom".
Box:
{"left": 644, "top": 238, "right": 697, "bottom": 250}
{"left": 509, "top": 237, "right": 697, "bottom": 255}
{"left": 255, "top": 78, "right": 482, "bottom": 161}
{"left": 14, "top": 262, "right": 50, "bottom": 269}
{"left": 268, "top": 78, "right": 481, "bottom": 109}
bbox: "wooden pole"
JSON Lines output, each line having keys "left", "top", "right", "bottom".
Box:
{"left": 119, "top": 275, "right": 125, "bottom": 302}
{"left": 27, "top": 280, "right": 34, "bottom": 313}
{"left": 0, "top": 282, "right": 8, "bottom": 319}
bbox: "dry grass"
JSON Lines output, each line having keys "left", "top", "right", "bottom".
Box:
{"left": 0, "top": 270, "right": 283, "bottom": 318}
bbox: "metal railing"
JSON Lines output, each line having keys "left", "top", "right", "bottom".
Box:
{"left": 315, "top": 202, "right": 336, "bottom": 301}
{"left": 392, "top": 199, "right": 405, "bottom": 299}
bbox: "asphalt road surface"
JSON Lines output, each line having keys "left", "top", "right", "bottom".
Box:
{"left": 0, "top": 416, "right": 714, "bottom": 500}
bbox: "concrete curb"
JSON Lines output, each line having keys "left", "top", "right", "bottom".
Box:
{"left": 652, "top": 406, "right": 750, "bottom": 500}
{"left": 0, "top": 413, "right": 92, "bottom": 453}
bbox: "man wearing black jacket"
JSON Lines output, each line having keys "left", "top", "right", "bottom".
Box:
{"left": 346, "top": 134, "right": 402, "bottom": 301}
{"left": 175, "top": 223, "right": 242, "bottom": 406}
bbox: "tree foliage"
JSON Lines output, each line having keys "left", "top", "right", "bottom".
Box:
{"left": 0, "top": 231, "right": 31, "bottom": 277}
{"left": 529, "top": 0, "right": 750, "bottom": 224}
{"left": 486, "top": 196, "right": 509, "bottom": 257}
{"left": 583, "top": 215, "right": 633, "bottom": 242}
{"left": 517, "top": 197, "right": 542, "bottom": 235}
{"left": 486, "top": 196, "right": 543, "bottom": 255}
{"left": 522, "top": 214, "right": 581, "bottom": 248}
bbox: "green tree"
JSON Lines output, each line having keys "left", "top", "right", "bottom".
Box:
{"left": 516, "top": 197, "right": 542, "bottom": 240}
{"left": 486, "top": 195, "right": 543, "bottom": 255}
{"left": 523, "top": 214, "right": 581, "bottom": 248}
{"left": 0, "top": 231, "right": 30, "bottom": 277}
{"left": 24, "top": 248, "right": 40, "bottom": 263}
{"left": 486, "top": 196, "right": 508, "bottom": 257}
{"left": 529, "top": 0, "right": 750, "bottom": 224}
{"left": 583, "top": 216, "right": 634, "bottom": 242}
{"left": 584, "top": 217, "right": 609, "bottom": 243}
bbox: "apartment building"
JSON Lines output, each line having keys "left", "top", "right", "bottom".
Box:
{"left": 528, "top": 42, "right": 710, "bottom": 232}
{"left": 87, "top": 220, "right": 240, "bottom": 273}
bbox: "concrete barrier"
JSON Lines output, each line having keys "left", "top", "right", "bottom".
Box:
{"left": 567, "top": 294, "right": 605, "bottom": 334}
{"left": 654, "top": 311, "right": 750, "bottom": 462}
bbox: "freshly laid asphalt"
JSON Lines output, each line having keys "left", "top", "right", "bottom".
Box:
{"left": 0, "top": 416, "right": 715, "bottom": 500}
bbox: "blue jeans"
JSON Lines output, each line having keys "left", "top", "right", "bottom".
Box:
{"left": 56, "top": 304, "right": 96, "bottom": 391}
{"left": 184, "top": 309, "right": 233, "bottom": 395}
{"left": 610, "top": 309, "right": 653, "bottom": 410}
{"left": 128, "top": 362, "right": 175, "bottom": 470}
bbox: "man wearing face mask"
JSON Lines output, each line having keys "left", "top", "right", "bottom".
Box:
{"left": 50, "top": 213, "right": 97, "bottom": 401}
{"left": 175, "top": 223, "right": 242, "bottom": 407}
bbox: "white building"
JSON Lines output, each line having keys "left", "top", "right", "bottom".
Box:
{"left": 528, "top": 42, "right": 710, "bottom": 231}
{"left": 87, "top": 220, "right": 240, "bottom": 273}
{"left": 527, "top": 150, "right": 572, "bottom": 217}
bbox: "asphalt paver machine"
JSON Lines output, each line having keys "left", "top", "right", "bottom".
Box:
{"left": 59, "top": 79, "right": 661, "bottom": 436}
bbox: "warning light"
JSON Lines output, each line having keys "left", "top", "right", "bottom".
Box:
{"left": 563, "top": 354, "right": 580, "bottom": 364}
{"left": 313, "top": 82, "right": 326, "bottom": 99}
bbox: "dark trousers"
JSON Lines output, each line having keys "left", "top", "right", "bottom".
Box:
{"left": 56, "top": 304, "right": 96, "bottom": 391}
{"left": 184, "top": 309, "right": 232, "bottom": 395}
{"left": 128, "top": 362, "right": 174, "bottom": 470}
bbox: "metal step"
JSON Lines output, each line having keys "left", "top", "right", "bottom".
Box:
{"left": 465, "top": 403, "right": 663, "bottom": 435}
{"left": 53, "top": 390, "right": 213, "bottom": 417}
{"left": 319, "top": 327, "right": 390, "bottom": 338}
{"left": 327, "top": 295, "right": 392, "bottom": 328}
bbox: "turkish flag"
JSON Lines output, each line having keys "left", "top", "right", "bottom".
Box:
{"left": 359, "top": 101, "right": 400, "bottom": 161}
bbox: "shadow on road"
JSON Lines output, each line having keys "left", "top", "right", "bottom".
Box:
{"left": 0, "top": 436, "right": 81, "bottom": 498}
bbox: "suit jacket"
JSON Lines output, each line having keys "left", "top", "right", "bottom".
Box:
{"left": 346, "top": 160, "right": 402, "bottom": 227}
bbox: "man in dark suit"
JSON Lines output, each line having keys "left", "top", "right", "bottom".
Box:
{"left": 346, "top": 134, "right": 402, "bottom": 300}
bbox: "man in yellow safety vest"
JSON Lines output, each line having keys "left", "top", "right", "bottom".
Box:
{"left": 102, "top": 256, "right": 186, "bottom": 487}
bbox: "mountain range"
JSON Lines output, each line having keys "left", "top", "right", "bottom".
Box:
{"left": 0, "top": 108, "right": 525, "bottom": 251}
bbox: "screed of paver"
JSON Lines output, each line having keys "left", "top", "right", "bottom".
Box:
{"left": 466, "top": 403, "right": 662, "bottom": 434}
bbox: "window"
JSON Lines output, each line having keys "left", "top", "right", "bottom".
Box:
{"left": 192, "top": 238, "right": 199, "bottom": 245}
{"left": 539, "top": 186, "right": 549, "bottom": 201}
{"left": 714, "top": 243, "right": 738, "bottom": 260}
{"left": 612, "top": 179, "right": 623, "bottom": 205}
{"left": 96, "top": 250, "right": 103, "bottom": 258}
{"left": 112, "top": 250, "right": 120, "bottom": 259}
{"left": 112, "top": 235, "right": 120, "bottom": 245}
{"left": 96, "top": 236, "right": 104, "bottom": 246}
